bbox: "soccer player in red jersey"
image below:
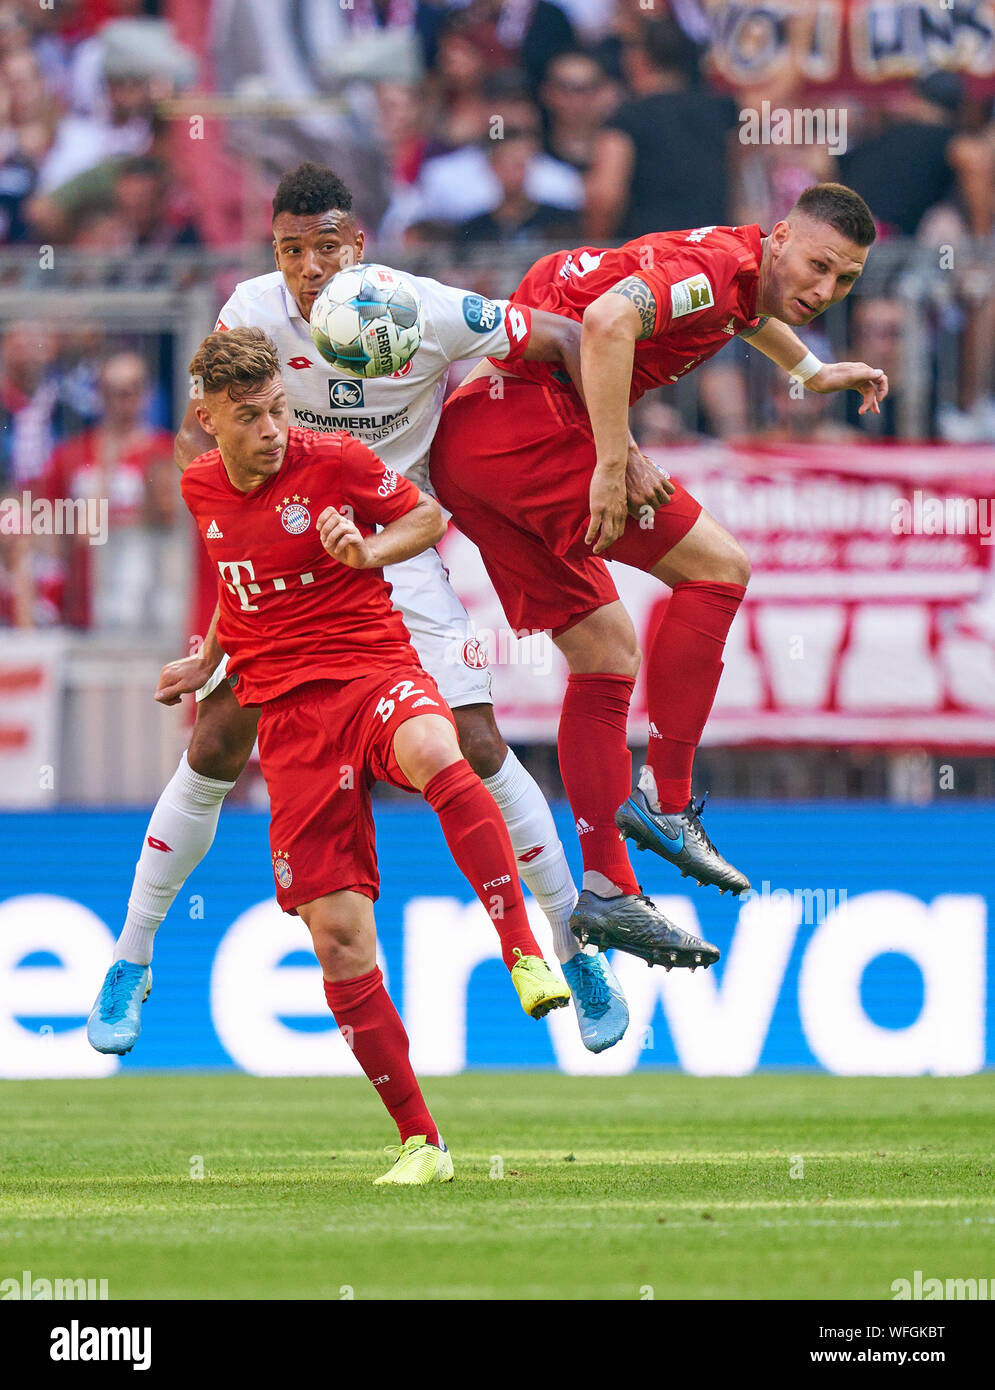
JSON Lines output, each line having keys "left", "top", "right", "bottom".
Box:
{"left": 430, "top": 183, "right": 889, "bottom": 961}
{"left": 89, "top": 163, "right": 673, "bottom": 1064}
{"left": 179, "top": 327, "right": 572, "bottom": 1185}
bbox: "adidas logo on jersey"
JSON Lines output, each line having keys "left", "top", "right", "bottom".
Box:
{"left": 576, "top": 817, "right": 593, "bottom": 835}
{"left": 206, "top": 520, "right": 224, "bottom": 539}
{"left": 648, "top": 722, "right": 662, "bottom": 739}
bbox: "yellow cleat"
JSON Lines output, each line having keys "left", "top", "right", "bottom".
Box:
{"left": 373, "top": 1135, "right": 455, "bottom": 1186}
{"left": 510, "top": 947, "right": 571, "bottom": 1020}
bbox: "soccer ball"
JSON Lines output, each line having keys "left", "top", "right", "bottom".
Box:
{"left": 310, "top": 263, "right": 424, "bottom": 378}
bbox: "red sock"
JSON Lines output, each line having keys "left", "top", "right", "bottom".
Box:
{"left": 323, "top": 967, "right": 439, "bottom": 1146}
{"left": 557, "top": 673, "right": 639, "bottom": 896}
{"left": 646, "top": 581, "right": 746, "bottom": 812}
{"left": 423, "top": 759, "right": 541, "bottom": 969}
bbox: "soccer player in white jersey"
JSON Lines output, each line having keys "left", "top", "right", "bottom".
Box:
{"left": 87, "top": 163, "right": 704, "bottom": 1060}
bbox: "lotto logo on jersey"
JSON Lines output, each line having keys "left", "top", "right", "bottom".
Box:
{"left": 377, "top": 468, "right": 399, "bottom": 497}
{"left": 505, "top": 306, "right": 528, "bottom": 343}
{"left": 329, "top": 380, "right": 364, "bottom": 408}
{"left": 462, "top": 294, "right": 499, "bottom": 333}
{"left": 670, "top": 274, "right": 714, "bottom": 319}
{"left": 280, "top": 503, "right": 311, "bottom": 534}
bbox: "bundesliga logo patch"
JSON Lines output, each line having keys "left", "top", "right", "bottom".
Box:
{"left": 280, "top": 503, "right": 310, "bottom": 535}
{"left": 670, "top": 273, "right": 714, "bottom": 318}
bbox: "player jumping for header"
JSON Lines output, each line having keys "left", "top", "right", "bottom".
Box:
{"left": 430, "top": 183, "right": 888, "bottom": 964}
{"left": 90, "top": 164, "right": 722, "bottom": 1061}
{"left": 177, "top": 327, "right": 576, "bottom": 1183}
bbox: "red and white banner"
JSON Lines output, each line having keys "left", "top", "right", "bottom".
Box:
{"left": 0, "top": 632, "right": 65, "bottom": 806}
{"left": 439, "top": 442, "right": 995, "bottom": 748}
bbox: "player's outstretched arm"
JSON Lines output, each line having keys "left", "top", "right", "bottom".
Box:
{"left": 804, "top": 359, "right": 889, "bottom": 415}
{"left": 175, "top": 397, "right": 216, "bottom": 472}
{"left": 317, "top": 492, "right": 446, "bottom": 570}
{"left": 743, "top": 316, "right": 889, "bottom": 415}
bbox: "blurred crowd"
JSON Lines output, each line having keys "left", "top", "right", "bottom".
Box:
{"left": 3, "top": 1, "right": 993, "bottom": 250}
{"left": 2, "top": 0, "right": 995, "bottom": 633}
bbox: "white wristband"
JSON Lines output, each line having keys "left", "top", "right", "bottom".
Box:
{"left": 789, "top": 350, "right": 823, "bottom": 383}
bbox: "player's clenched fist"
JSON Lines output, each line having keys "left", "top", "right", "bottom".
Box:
{"left": 154, "top": 653, "right": 216, "bottom": 705}
{"left": 317, "top": 505, "right": 373, "bottom": 568}
{"left": 625, "top": 436, "right": 674, "bottom": 516}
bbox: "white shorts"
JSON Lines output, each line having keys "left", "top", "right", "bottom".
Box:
{"left": 384, "top": 546, "right": 492, "bottom": 708}
{"left": 196, "top": 547, "right": 492, "bottom": 709}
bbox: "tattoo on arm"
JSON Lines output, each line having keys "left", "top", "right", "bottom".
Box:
{"left": 738, "top": 315, "right": 769, "bottom": 339}
{"left": 607, "top": 275, "right": 657, "bottom": 339}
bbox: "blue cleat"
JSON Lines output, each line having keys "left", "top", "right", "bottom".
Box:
{"left": 561, "top": 950, "right": 629, "bottom": 1053}
{"left": 87, "top": 961, "right": 152, "bottom": 1055}
{"left": 616, "top": 765, "right": 750, "bottom": 896}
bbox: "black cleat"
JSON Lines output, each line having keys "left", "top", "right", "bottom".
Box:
{"left": 569, "top": 889, "right": 720, "bottom": 970}
{"left": 616, "top": 766, "right": 751, "bottom": 896}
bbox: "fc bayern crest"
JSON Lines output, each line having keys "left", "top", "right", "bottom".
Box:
{"left": 273, "top": 856, "right": 293, "bottom": 889}
{"left": 281, "top": 503, "right": 311, "bottom": 535}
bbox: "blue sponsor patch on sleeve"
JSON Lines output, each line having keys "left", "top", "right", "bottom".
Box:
{"left": 462, "top": 294, "right": 500, "bottom": 333}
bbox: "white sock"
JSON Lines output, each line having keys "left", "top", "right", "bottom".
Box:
{"left": 582, "top": 870, "right": 623, "bottom": 898}
{"left": 481, "top": 749, "right": 579, "bottom": 964}
{"left": 113, "top": 751, "right": 236, "bottom": 965}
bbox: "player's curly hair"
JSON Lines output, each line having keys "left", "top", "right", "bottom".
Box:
{"left": 271, "top": 162, "right": 354, "bottom": 221}
{"left": 189, "top": 327, "right": 281, "bottom": 402}
{"left": 792, "top": 183, "right": 877, "bottom": 247}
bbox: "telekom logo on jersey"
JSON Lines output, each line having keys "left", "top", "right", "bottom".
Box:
{"left": 218, "top": 560, "right": 315, "bottom": 611}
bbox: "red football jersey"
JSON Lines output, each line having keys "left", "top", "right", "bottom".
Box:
{"left": 496, "top": 224, "right": 765, "bottom": 403}
{"left": 181, "top": 429, "right": 422, "bottom": 705}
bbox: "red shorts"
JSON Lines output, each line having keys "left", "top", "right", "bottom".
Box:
{"left": 430, "top": 376, "right": 702, "bottom": 635}
{"left": 256, "top": 667, "right": 456, "bottom": 912}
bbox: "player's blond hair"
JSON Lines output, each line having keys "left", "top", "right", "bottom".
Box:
{"left": 189, "top": 327, "right": 281, "bottom": 402}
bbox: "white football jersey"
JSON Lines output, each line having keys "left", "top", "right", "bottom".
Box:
{"left": 215, "top": 270, "right": 532, "bottom": 492}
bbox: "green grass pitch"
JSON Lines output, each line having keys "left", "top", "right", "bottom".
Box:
{"left": 2, "top": 1073, "right": 993, "bottom": 1301}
